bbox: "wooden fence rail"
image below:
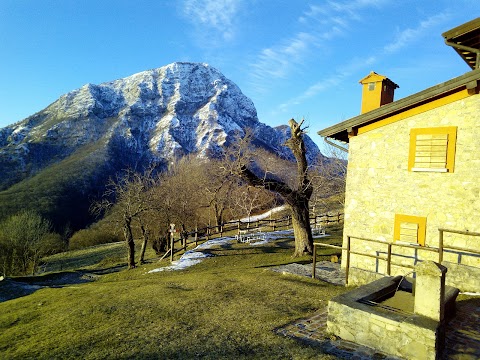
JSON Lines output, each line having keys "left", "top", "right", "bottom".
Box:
{"left": 166, "top": 211, "right": 344, "bottom": 260}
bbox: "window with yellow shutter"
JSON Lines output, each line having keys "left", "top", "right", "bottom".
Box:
{"left": 394, "top": 214, "right": 427, "bottom": 246}
{"left": 408, "top": 127, "right": 457, "bottom": 173}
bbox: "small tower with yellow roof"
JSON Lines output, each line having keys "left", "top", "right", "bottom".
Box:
{"left": 359, "top": 71, "right": 399, "bottom": 114}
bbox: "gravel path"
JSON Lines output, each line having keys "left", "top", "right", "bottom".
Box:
{"left": 270, "top": 261, "right": 346, "bottom": 286}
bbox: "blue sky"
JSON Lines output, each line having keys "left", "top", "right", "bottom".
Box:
{"left": 0, "top": 0, "right": 478, "bottom": 149}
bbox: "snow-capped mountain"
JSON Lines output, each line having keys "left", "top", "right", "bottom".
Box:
{"left": 0, "top": 62, "right": 322, "bottom": 228}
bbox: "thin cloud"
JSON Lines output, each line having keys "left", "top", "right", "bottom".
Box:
{"left": 300, "top": 0, "right": 387, "bottom": 23}
{"left": 276, "top": 56, "right": 377, "bottom": 114}
{"left": 272, "top": 10, "right": 451, "bottom": 117}
{"left": 251, "top": 32, "right": 316, "bottom": 83}
{"left": 249, "top": 0, "right": 386, "bottom": 93}
{"left": 181, "top": 0, "right": 242, "bottom": 42}
{"left": 383, "top": 13, "right": 450, "bottom": 54}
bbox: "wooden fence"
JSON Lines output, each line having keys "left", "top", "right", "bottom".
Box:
{"left": 164, "top": 211, "right": 344, "bottom": 261}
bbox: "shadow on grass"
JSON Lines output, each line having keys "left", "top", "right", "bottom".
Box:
{"left": 254, "top": 257, "right": 312, "bottom": 269}
{"left": 0, "top": 264, "right": 127, "bottom": 303}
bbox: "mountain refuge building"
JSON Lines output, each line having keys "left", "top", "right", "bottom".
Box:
{"left": 318, "top": 17, "right": 480, "bottom": 292}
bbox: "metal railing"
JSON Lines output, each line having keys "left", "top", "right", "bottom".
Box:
{"left": 312, "top": 228, "right": 480, "bottom": 285}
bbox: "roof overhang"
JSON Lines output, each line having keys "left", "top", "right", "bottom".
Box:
{"left": 318, "top": 68, "right": 480, "bottom": 143}
{"left": 442, "top": 17, "right": 480, "bottom": 70}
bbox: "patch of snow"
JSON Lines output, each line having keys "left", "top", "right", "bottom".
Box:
{"left": 12, "top": 125, "right": 28, "bottom": 134}
{"left": 148, "top": 236, "right": 236, "bottom": 273}
{"left": 148, "top": 251, "right": 214, "bottom": 272}
{"left": 249, "top": 229, "right": 294, "bottom": 246}
{"left": 148, "top": 230, "right": 300, "bottom": 273}
{"left": 460, "top": 292, "right": 480, "bottom": 296}
{"left": 240, "top": 205, "right": 288, "bottom": 222}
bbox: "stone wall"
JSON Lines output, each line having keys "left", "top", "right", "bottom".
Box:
{"left": 342, "top": 93, "right": 480, "bottom": 290}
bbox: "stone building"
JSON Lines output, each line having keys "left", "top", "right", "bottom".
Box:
{"left": 318, "top": 18, "right": 480, "bottom": 292}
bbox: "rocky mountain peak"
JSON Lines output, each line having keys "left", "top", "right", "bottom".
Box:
{"left": 0, "top": 62, "right": 322, "bottom": 228}
{"left": 1, "top": 62, "right": 320, "bottom": 179}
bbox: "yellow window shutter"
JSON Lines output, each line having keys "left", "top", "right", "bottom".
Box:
{"left": 408, "top": 127, "right": 457, "bottom": 173}
{"left": 394, "top": 214, "right": 427, "bottom": 246}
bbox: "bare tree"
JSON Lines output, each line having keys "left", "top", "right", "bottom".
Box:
{"left": 223, "top": 120, "right": 314, "bottom": 256}
{"left": 231, "top": 185, "right": 275, "bottom": 224}
{"left": 310, "top": 142, "right": 347, "bottom": 214}
{"left": 92, "top": 169, "right": 156, "bottom": 269}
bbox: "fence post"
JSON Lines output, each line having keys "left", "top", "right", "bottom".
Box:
{"left": 170, "top": 231, "right": 174, "bottom": 262}
{"left": 195, "top": 226, "right": 198, "bottom": 246}
{"left": 345, "top": 236, "right": 351, "bottom": 286}
{"left": 312, "top": 244, "right": 317, "bottom": 279}
{"left": 387, "top": 243, "right": 392, "bottom": 276}
{"left": 220, "top": 224, "right": 223, "bottom": 237}
{"left": 438, "top": 229, "right": 444, "bottom": 264}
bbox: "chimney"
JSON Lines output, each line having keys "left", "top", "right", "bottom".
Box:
{"left": 359, "top": 71, "right": 399, "bottom": 114}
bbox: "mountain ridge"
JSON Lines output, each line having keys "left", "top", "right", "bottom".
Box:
{"left": 0, "top": 62, "right": 322, "bottom": 229}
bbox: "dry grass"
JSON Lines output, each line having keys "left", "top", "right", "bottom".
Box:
{"left": 0, "top": 228, "right": 347, "bottom": 359}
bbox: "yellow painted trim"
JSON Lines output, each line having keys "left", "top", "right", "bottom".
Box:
{"left": 358, "top": 89, "right": 470, "bottom": 135}
{"left": 394, "top": 214, "right": 427, "bottom": 246}
{"left": 408, "top": 126, "right": 457, "bottom": 172}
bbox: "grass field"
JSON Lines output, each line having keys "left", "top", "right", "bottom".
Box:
{"left": 0, "top": 226, "right": 348, "bottom": 359}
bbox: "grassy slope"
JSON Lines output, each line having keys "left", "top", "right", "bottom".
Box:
{"left": 0, "top": 231, "right": 347, "bottom": 359}
{"left": 0, "top": 140, "right": 109, "bottom": 229}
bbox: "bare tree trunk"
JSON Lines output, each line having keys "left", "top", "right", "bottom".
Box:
{"left": 214, "top": 203, "right": 223, "bottom": 231}
{"left": 237, "top": 119, "right": 313, "bottom": 257}
{"left": 290, "top": 199, "right": 313, "bottom": 256}
{"left": 139, "top": 224, "right": 148, "bottom": 265}
{"left": 123, "top": 217, "right": 136, "bottom": 269}
{"left": 31, "top": 257, "right": 37, "bottom": 275}
{"left": 285, "top": 119, "right": 313, "bottom": 256}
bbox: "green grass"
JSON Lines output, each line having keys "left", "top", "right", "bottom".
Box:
{"left": 0, "top": 231, "right": 347, "bottom": 359}
{"left": 40, "top": 241, "right": 129, "bottom": 273}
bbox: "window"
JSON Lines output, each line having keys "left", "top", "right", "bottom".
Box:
{"left": 368, "top": 82, "right": 375, "bottom": 91}
{"left": 408, "top": 127, "right": 457, "bottom": 172}
{"left": 394, "top": 214, "right": 426, "bottom": 246}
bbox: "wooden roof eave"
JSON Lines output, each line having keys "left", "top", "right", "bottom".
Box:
{"left": 318, "top": 68, "right": 480, "bottom": 143}
{"left": 442, "top": 17, "right": 480, "bottom": 70}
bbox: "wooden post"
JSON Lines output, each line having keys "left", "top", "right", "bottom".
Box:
{"left": 438, "top": 229, "right": 444, "bottom": 264}
{"left": 170, "top": 231, "right": 174, "bottom": 262}
{"left": 195, "top": 226, "right": 198, "bottom": 246}
{"left": 220, "top": 224, "right": 223, "bottom": 237}
{"left": 181, "top": 224, "right": 187, "bottom": 252}
{"left": 387, "top": 243, "right": 392, "bottom": 276}
{"left": 312, "top": 244, "right": 317, "bottom": 279}
{"left": 345, "top": 236, "right": 351, "bottom": 286}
